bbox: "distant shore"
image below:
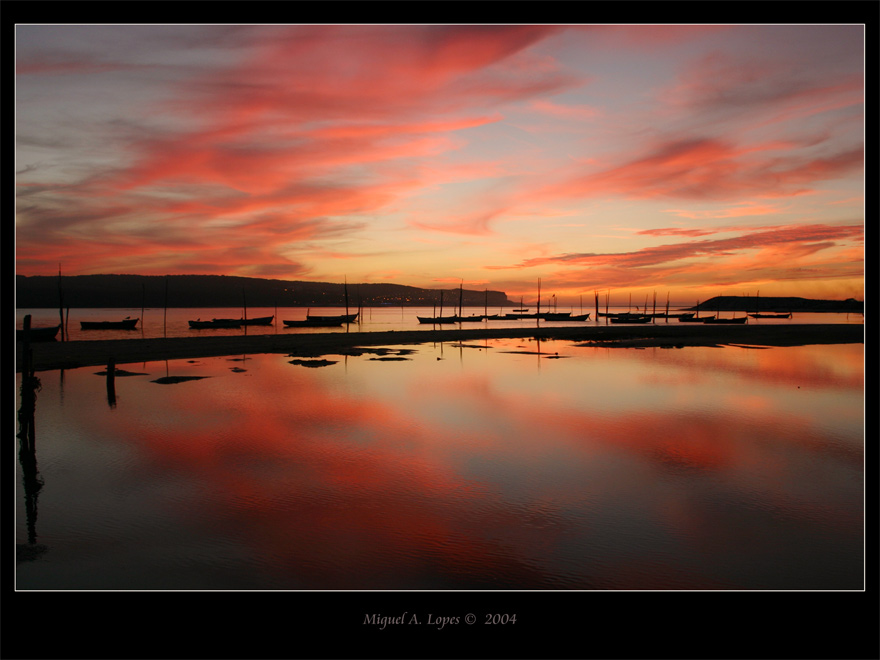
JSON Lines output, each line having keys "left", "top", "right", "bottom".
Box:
{"left": 16, "top": 323, "right": 864, "bottom": 373}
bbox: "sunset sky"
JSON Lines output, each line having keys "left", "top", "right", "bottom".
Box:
{"left": 15, "top": 24, "right": 865, "bottom": 304}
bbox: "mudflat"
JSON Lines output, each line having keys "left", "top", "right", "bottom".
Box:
{"left": 16, "top": 323, "right": 864, "bottom": 373}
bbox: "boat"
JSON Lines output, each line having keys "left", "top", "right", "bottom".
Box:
{"left": 702, "top": 316, "right": 748, "bottom": 324}
{"left": 80, "top": 317, "right": 139, "bottom": 330}
{"left": 538, "top": 312, "right": 572, "bottom": 321}
{"left": 679, "top": 299, "right": 709, "bottom": 322}
{"left": 748, "top": 312, "right": 791, "bottom": 319}
{"left": 188, "top": 319, "right": 242, "bottom": 329}
{"left": 651, "top": 312, "right": 694, "bottom": 319}
{"left": 568, "top": 313, "right": 591, "bottom": 321}
{"left": 417, "top": 315, "right": 459, "bottom": 324}
{"left": 307, "top": 278, "right": 358, "bottom": 323}
{"left": 417, "top": 287, "right": 453, "bottom": 324}
{"left": 306, "top": 312, "right": 358, "bottom": 323}
{"left": 17, "top": 325, "right": 61, "bottom": 342}
{"left": 283, "top": 318, "right": 344, "bottom": 327}
{"left": 210, "top": 315, "right": 274, "bottom": 326}
{"left": 608, "top": 315, "right": 652, "bottom": 324}
{"left": 746, "top": 290, "right": 789, "bottom": 319}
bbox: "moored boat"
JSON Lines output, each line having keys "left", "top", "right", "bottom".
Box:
{"left": 417, "top": 315, "right": 459, "bottom": 324}
{"left": 80, "top": 318, "right": 139, "bottom": 330}
{"left": 211, "top": 315, "right": 274, "bottom": 326}
{"left": 609, "top": 315, "right": 652, "bottom": 324}
{"left": 283, "top": 318, "right": 344, "bottom": 327}
{"left": 702, "top": 316, "right": 748, "bottom": 324}
{"left": 17, "top": 325, "right": 61, "bottom": 341}
{"left": 748, "top": 312, "right": 792, "bottom": 319}
{"left": 189, "top": 319, "right": 242, "bottom": 329}
{"left": 306, "top": 313, "right": 358, "bottom": 323}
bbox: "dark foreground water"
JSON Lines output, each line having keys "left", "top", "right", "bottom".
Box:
{"left": 16, "top": 337, "right": 864, "bottom": 590}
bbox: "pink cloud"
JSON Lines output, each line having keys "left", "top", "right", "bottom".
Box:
{"left": 491, "top": 223, "right": 864, "bottom": 271}
{"left": 535, "top": 137, "right": 862, "bottom": 203}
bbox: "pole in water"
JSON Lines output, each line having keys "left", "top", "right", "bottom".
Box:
{"left": 163, "top": 276, "right": 168, "bottom": 338}
{"left": 106, "top": 357, "right": 117, "bottom": 408}
{"left": 58, "top": 264, "right": 65, "bottom": 342}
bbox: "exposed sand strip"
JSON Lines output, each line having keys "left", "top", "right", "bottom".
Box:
{"left": 16, "top": 323, "right": 864, "bottom": 373}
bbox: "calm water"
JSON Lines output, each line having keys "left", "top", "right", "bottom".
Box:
{"left": 16, "top": 305, "right": 864, "bottom": 341}
{"left": 16, "top": 337, "right": 864, "bottom": 590}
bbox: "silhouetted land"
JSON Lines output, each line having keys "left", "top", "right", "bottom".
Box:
{"left": 692, "top": 295, "right": 863, "bottom": 313}
{"left": 16, "top": 324, "right": 864, "bottom": 373}
{"left": 16, "top": 274, "right": 512, "bottom": 308}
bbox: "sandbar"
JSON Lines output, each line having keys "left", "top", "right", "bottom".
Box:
{"left": 16, "top": 323, "right": 864, "bottom": 373}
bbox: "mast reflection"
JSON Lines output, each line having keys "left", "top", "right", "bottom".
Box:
{"left": 17, "top": 366, "right": 47, "bottom": 562}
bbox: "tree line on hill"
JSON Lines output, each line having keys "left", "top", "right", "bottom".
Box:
{"left": 693, "top": 295, "right": 863, "bottom": 313}
{"left": 16, "top": 274, "right": 515, "bottom": 309}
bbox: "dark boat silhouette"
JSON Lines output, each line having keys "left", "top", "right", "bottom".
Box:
{"left": 283, "top": 318, "right": 344, "bottom": 327}
{"left": 608, "top": 315, "right": 652, "bottom": 324}
{"left": 16, "top": 325, "right": 61, "bottom": 341}
{"left": 189, "top": 318, "right": 242, "bottom": 329}
{"left": 305, "top": 313, "right": 358, "bottom": 323}
{"left": 80, "top": 317, "right": 139, "bottom": 330}
{"left": 748, "top": 312, "right": 792, "bottom": 319}
{"left": 211, "top": 315, "right": 274, "bottom": 326}
{"left": 702, "top": 315, "right": 748, "bottom": 324}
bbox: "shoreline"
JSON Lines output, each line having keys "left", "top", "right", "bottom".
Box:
{"left": 15, "top": 323, "right": 864, "bottom": 373}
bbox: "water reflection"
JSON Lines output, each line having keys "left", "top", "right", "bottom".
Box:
{"left": 15, "top": 340, "right": 863, "bottom": 590}
{"left": 17, "top": 362, "right": 47, "bottom": 562}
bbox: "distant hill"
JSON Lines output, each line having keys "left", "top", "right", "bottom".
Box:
{"left": 15, "top": 274, "right": 515, "bottom": 309}
{"left": 693, "top": 296, "right": 863, "bottom": 313}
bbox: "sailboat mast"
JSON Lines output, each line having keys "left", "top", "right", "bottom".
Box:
{"left": 537, "top": 278, "right": 541, "bottom": 316}
{"left": 458, "top": 280, "right": 463, "bottom": 318}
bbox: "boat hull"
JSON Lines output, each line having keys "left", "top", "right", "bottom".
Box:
{"left": 80, "top": 318, "right": 139, "bottom": 330}
{"left": 17, "top": 325, "right": 61, "bottom": 342}
{"left": 306, "top": 313, "right": 358, "bottom": 323}
{"left": 609, "top": 316, "right": 652, "bottom": 324}
{"left": 283, "top": 319, "right": 344, "bottom": 327}
{"left": 189, "top": 320, "right": 242, "bottom": 329}
{"left": 211, "top": 316, "right": 274, "bottom": 326}
{"left": 748, "top": 313, "right": 791, "bottom": 319}
{"left": 702, "top": 317, "right": 748, "bottom": 324}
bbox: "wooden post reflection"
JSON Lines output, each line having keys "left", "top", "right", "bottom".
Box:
{"left": 106, "top": 356, "right": 117, "bottom": 408}
{"left": 18, "top": 327, "right": 45, "bottom": 554}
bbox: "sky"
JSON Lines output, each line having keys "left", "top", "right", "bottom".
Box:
{"left": 15, "top": 24, "right": 865, "bottom": 304}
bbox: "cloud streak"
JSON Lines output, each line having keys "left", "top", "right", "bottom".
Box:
{"left": 15, "top": 24, "right": 864, "bottom": 299}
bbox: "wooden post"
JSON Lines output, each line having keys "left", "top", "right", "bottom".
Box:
{"left": 163, "top": 276, "right": 168, "bottom": 338}
{"left": 242, "top": 288, "right": 248, "bottom": 336}
{"left": 106, "top": 357, "right": 117, "bottom": 408}
{"left": 536, "top": 278, "right": 541, "bottom": 326}
{"left": 21, "top": 315, "right": 32, "bottom": 378}
{"left": 58, "top": 265, "right": 65, "bottom": 342}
